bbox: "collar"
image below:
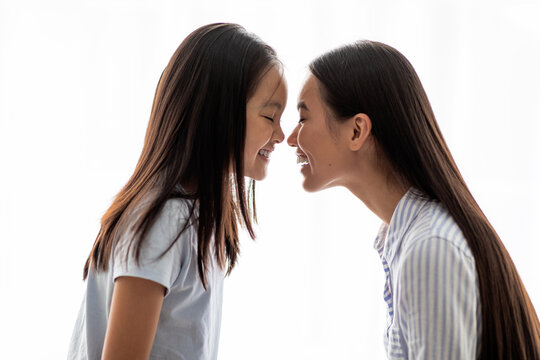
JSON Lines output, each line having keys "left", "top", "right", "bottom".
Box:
{"left": 373, "top": 187, "right": 430, "bottom": 265}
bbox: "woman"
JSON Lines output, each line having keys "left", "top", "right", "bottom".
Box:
{"left": 288, "top": 41, "right": 540, "bottom": 359}
{"left": 68, "top": 23, "right": 287, "bottom": 359}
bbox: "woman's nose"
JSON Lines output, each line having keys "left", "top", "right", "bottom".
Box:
{"left": 287, "top": 124, "right": 299, "bottom": 147}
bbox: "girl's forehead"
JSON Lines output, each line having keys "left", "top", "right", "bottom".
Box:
{"left": 250, "top": 68, "right": 287, "bottom": 107}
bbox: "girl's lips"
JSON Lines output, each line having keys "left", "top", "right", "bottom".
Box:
{"left": 258, "top": 148, "right": 273, "bottom": 160}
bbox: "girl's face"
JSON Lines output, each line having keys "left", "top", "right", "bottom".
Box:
{"left": 244, "top": 66, "right": 287, "bottom": 180}
{"left": 287, "top": 75, "right": 351, "bottom": 192}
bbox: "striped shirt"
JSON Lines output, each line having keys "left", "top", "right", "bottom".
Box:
{"left": 374, "top": 187, "right": 481, "bottom": 359}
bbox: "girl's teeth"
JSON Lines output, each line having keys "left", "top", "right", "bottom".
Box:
{"left": 258, "top": 149, "right": 270, "bottom": 157}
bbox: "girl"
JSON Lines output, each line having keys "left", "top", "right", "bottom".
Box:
{"left": 68, "top": 23, "right": 287, "bottom": 360}
{"left": 287, "top": 41, "right": 540, "bottom": 359}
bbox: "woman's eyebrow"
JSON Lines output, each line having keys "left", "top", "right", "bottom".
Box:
{"left": 297, "top": 101, "right": 309, "bottom": 111}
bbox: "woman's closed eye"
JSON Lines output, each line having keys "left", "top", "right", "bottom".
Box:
{"left": 262, "top": 115, "right": 274, "bottom": 122}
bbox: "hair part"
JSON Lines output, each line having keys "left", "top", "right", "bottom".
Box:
{"left": 84, "top": 23, "right": 279, "bottom": 288}
{"left": 310, "top": 40, "right": 540, "bottom": 359}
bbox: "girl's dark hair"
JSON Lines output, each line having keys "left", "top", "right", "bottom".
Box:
{"left": 84, "top": 23, "right": 280, "bottom": 288}
{"left": 310, "top": 40, "right": 540, "bottom": 359}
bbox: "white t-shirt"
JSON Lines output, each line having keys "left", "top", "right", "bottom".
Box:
{"left": 68, "top": 198, "right": 224, "bottom": 360}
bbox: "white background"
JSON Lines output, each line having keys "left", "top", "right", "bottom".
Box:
{"left": 1, "top": 0, "right": 539, "bottom": 359}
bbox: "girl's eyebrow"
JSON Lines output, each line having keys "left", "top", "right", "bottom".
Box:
{"left": 261, "top": 101, "right": 283, "bottom": 110}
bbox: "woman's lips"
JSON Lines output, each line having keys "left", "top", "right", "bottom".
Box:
{"left": 296, "top": 152, "right": 309, "bottom": 166}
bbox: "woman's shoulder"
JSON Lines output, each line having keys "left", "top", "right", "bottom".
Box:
{"left": 403, "top": 200, "right": 473, "bottom": 259}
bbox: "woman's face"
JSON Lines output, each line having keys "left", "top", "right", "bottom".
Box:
{"left": 287, "top": 74, "right": 350, "bottom": 192}
{"left": 244, "top": 66, "right": 287, "bottom": 180}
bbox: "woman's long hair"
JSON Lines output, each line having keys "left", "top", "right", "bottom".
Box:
{"left": 84, "top": 23, "right": 279, "bottom": 288}
{"left": 310, "top": 41, "right": 540, "bottom": 359}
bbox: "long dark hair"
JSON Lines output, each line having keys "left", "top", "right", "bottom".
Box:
{"left": 310, "top": 41, "right": 540, "bottom": 359}
{"left": 84, "top": 23, "right": 279, "bottom": 288}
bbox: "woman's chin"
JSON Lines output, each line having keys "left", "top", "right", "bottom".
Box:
{"left": 302, "top": 177, "right": 322, "bottom": 193}
{"left": 301, "top": 173, "right": 338, "bottom": 193}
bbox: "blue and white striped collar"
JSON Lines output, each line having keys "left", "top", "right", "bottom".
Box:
{"left": 374, "top": 187, "right": 431, "bottom": 265}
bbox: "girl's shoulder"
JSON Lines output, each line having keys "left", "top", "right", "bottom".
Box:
{"left": 115, "top": 196, "right": 197, "bottom": 257}
{"left": 112, "top": 196, "right": 198, "bottom": 291}
{"left": 160, "top": 197, "right": 195, "bottom": 221}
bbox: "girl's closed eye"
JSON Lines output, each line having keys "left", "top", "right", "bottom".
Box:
{"left": 299, "top": 117, "right": 306, "bottom": 123}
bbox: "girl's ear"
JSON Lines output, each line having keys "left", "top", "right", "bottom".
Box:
{"left": 348, "top": 113, "right": 372, "bottom": 151}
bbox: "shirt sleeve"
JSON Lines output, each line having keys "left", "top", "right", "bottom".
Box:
{"left": 395, "top": 236, "right": 480, "bottom": 360}
{"left": 113, "top": 199, "right": 192, "bottom": 296}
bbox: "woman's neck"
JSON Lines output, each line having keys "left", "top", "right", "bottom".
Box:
{"left": 344, "top": 164, "right": 409, "bottom": 224}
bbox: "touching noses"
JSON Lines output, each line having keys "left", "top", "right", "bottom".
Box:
{"left": 287, "top": 124, "right": 299, "bottom": 147}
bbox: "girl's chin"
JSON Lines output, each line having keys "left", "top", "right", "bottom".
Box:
{"left": 249, "top": 174, "right": 266, "bottom": 181}
{"left": 245, "top": 169, "right": 267, "bottom": 181}
{"left": 244, "top": 159, "right": 269, "bottom": 181}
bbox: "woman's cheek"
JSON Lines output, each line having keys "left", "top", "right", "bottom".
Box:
{"left": 298, "top": 128, "right": 309, "bottom": 151}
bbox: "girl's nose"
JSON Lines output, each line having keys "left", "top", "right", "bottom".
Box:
{"left": 274, "top": 125, "right": 285, "bottom": 144}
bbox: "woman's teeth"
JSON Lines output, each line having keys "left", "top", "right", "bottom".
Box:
{"left": 258, "top": 149, "right": 271, "bottom": 158}
{"left": 297, "top": 155, "right": 309, "bottom": 166}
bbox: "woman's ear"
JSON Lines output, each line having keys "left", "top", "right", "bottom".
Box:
{"left": 348, "top": 113, "right": 372, "bottom": 151}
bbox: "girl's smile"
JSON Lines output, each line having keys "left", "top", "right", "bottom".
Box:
{"left": 244, "top": 66, "right": 287, "bottom": 180}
